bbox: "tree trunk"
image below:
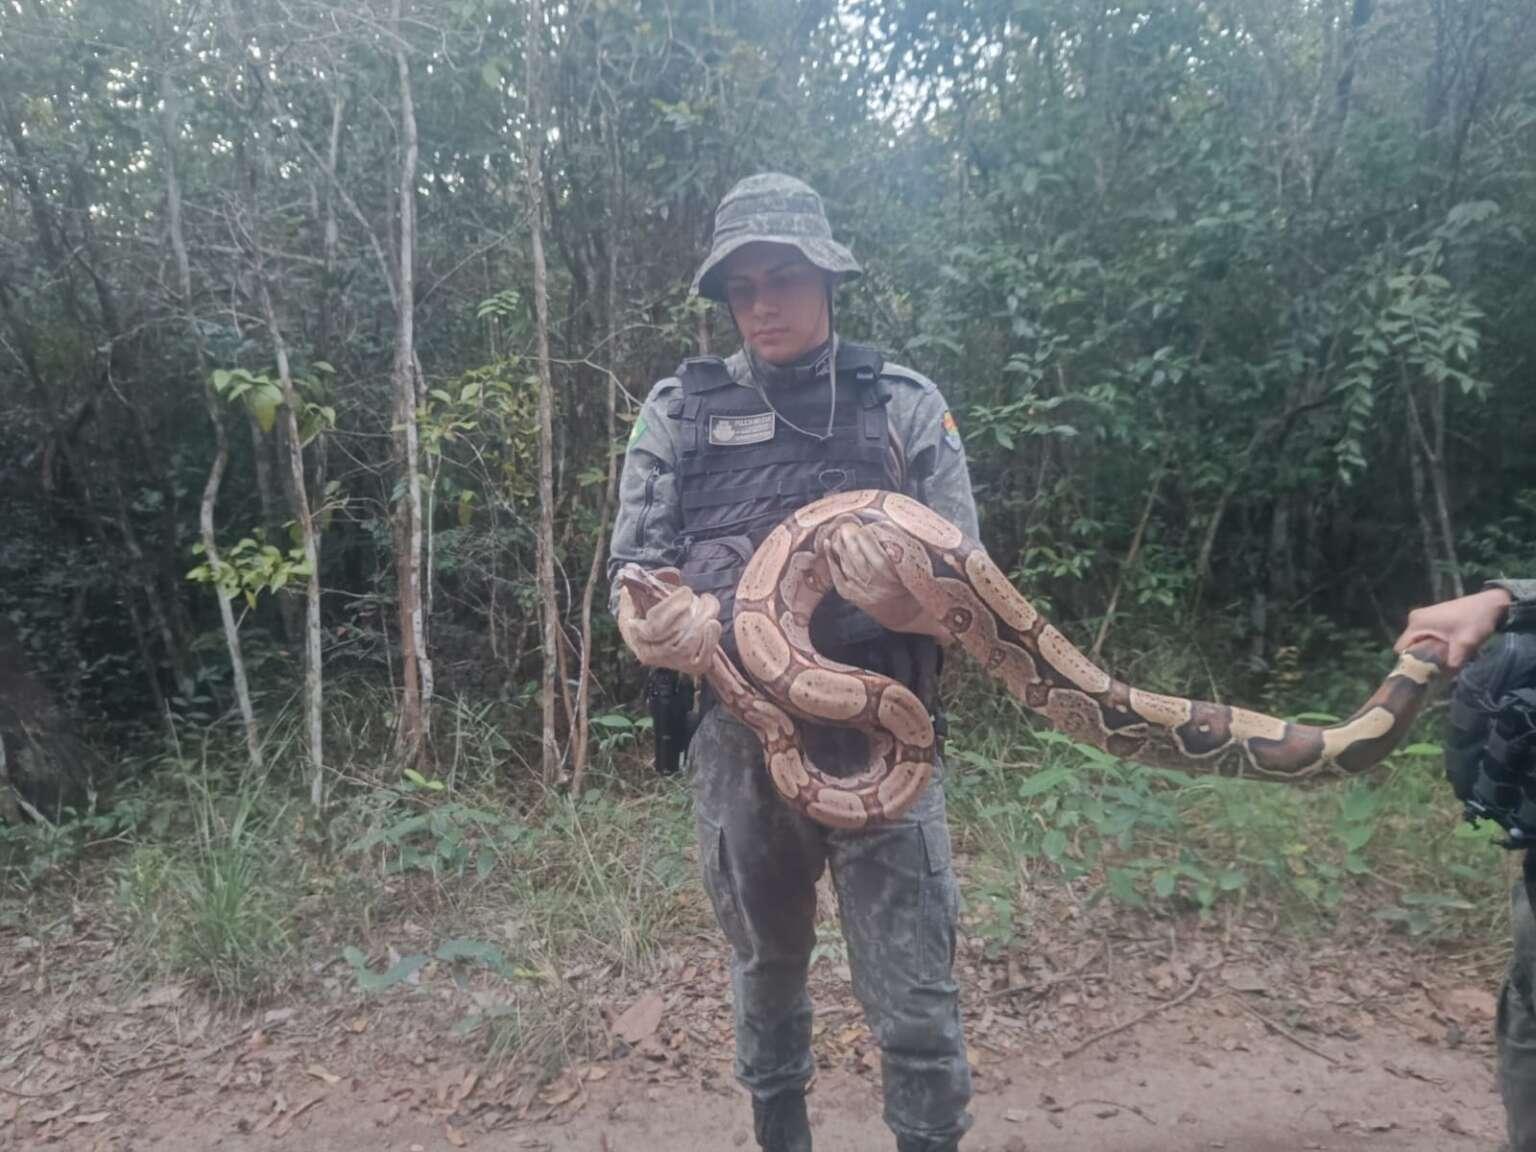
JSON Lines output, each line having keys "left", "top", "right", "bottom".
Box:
{"left": 391, "top": 0, "right": 432, "bottom": 769}
{"left": 160, "top": 59, "right": 262, "bottom": 773}
{"left": 257, "top": 281, "right": 325, "bottom": 810}
{"left": 569, "top": 123, "right": 624, "bottom": 795}
{"left": 1404, "top": 389, "right": 1442, "bottom": 598}
{"left": 1404, "top": 376, "right": 1464, "bottom": 599}
{"left": 526, "top": 0, "right": 564, "bottom": 787}
{"left": 1091, "top": 457, "right": 1162, "bottom": 661}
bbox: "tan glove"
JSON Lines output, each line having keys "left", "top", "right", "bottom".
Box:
{"left": 617, "top": 576, "right": 722, "bottom": 675}
{"left": 826, "top": 523, "right": 954, "bottom": 644}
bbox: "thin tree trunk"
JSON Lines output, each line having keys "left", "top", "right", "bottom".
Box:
{"left": 199, "top": 399, "right": 263, "bottom": 770}
{"left": 1403, "top": 366, "right": 1464, "bottom": 598}
{"left": 391, "top": 0, "right": 432, "bottom": 768}
{"left": 319, "top": 88, "right": 344, "bottom": 366}
{"left": 569, "top": 126, "right": 623, "bottom": 795}
{"left": 257, "top": 281, "right": 324, "bottom": 810}
{"left": 160, "top": 60, "right": 262, "bottom": 772}
{"left": 109, "top": 471, "right": 191, "bottom": 700}
{"left": 247, "top": 411, "right": 301, "bottom": 646}
{"left": 526, "top": 0, "right": 563, "bottom": 787}
{"left": 0, "top": 729, "right": 21, "bottom": 826}
{"left": 1091, "top": 458, "right": 1162, "bottom": 661}
{"left": 1426, "top": 375, "right": 1464, "bottom": 597}
{"left": 1405, "top": 389, "right": 1442, "bottom": 598}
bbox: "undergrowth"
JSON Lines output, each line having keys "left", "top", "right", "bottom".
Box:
{"left": 0, "top": 633, "right": 1521, "bottom": 1065}
{"left": 941, "top": 629, "right": 1514, "bottom": 953}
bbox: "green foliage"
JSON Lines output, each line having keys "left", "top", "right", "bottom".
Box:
{"left": 186, "top": 531, "right": 313, "bottom": 610}
{"left": 0, "top": 797, "right": 145, "bottom": 887}
{"left": 945, "top": 667, "right": 1508, "bottom": 951}
{"left": 343, "top": 778, "right": 528, "bottom": 882}
{"left": 116, "top": 781, "right": 301, "bottom": 1002}
{"left": 4, "top": 0, "right": 1535, "bottom": 1057}
{"left": 211, "top": 367, "right": 336, "bottom": 444}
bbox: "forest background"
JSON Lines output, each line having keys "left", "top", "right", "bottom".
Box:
{"left": 1, "top": 0, "right": 1535, "bottom": 1021}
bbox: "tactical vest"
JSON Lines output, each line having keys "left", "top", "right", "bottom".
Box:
{"left": 667, "top": 342, "right": 940, "bottom": 708}
{"left": 1446, "top": 629, "right": 1536, "bottom": 850}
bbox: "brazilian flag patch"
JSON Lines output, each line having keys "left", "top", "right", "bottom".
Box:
{"left": 941, "top": 409, "right": 961, "bottom": 450}
{"left": 627, "top": 415, "right": 647, "bottom": 448}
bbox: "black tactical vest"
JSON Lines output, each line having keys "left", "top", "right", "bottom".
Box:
{"left": 1446, "top": 629, "right": 1536, "bottom": 850}
{"left": 667, "top": 342, "right": 939, "bottom": 706}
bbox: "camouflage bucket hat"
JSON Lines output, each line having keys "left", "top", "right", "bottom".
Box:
{"left": 691, "top": 173, "right": 862, "bottom": 302}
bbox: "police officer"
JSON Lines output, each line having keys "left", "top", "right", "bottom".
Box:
{"left": 607, "top": 173, "right": 979, "bottom": 1152}
{"left": 1395, "top": 577, "right": 1536, "bottom": 1151}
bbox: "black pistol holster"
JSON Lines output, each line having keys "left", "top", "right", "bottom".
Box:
{"left": 646, "top": 668, "right": 698, "bottom": 776}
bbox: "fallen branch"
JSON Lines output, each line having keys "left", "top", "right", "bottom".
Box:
{"left": 0, "top": 1079, "right": 80, "bottom": 1099}
{"left": 1063, "top": 1097, "right": 1157, "bottom": 1126}
{"left": 982, "top": 963, "right": 1105, "bottom": 1001}
{"left": 1058, "top": 970, "right": 1206, "bottom": 1061}
{"left": 1227, "top": 993, "right": 1340, "bottom": 1066}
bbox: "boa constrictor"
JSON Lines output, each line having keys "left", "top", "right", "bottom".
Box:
{"left": 618, "top": 489, "right": 1448, "bottom": 830}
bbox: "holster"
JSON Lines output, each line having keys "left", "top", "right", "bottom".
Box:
{"left": 646, "top": 668, "right": 697, "bottom": 776}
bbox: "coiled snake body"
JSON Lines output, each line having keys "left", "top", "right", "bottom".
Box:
{"left": 618, "top": 489, "right": 1447, "bottom": 829}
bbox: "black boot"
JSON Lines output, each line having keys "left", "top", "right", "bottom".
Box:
{"left": 752, "top": 1090, "right": 812, "bottom": 1152}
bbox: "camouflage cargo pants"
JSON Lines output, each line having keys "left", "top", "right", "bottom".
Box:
{"left": 688, "top": 703, "right": 973, "bottom": 1149}
{"left": 1502, "top": 871, "right": 1536, "bottom": 1151}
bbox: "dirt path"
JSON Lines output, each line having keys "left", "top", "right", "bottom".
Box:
{"left": 0, "top": 875, "right": 1513, "bottom": 1151}
{"left": 115, "top": 1003, "right": 1503, "bottom": 1152}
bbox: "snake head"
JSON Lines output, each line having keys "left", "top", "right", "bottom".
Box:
{"left": 616, "top": 564, "right": 684, "bottom": 616}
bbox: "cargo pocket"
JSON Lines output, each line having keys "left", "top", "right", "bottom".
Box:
{"left": 697, "top": 815, "right": 751, "bottom": 955}
{"left": 918, "top": 818, "right": 960, "bottom": 983}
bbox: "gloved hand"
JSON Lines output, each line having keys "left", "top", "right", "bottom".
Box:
{"left": 826, "top": 522, "right": 954, "bottom": 644}
{"left": 617, "top": 575, "right": 722, "bottom": 675}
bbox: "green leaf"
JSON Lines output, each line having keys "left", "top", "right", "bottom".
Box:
{"left": 1015, "top": 765, "right": 1072, "bottom": 798}
{"left": 1340, "top": 823, "right": 1374, "bottom": 851}
{"left": 1041, "top": 828, "right": 1067, "bottom": 862}
{"left": 1153, "top": 870, "right": 1177, "bottom": 899}
{"left": 1217, "top": 869, "right": 1247, "bottom": 891}
{"left": 1340, "top": 787, "right": 1380, "bottom": 822}
{"left": 1105, "top": 868, "right": 1146, "bottom": 908}
{"left": 435, "top": 938, "right": 509, "bottom": 973}
{"left": 351, "top": 952, "right": 429, "bottom": 992}
{"left": 476, "top": 846, "right": 497, "bottom": 880}
{"left": 246, "top": 383, "right": 283, "bottom": 434}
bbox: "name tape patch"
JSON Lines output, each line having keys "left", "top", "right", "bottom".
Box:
{"left": 709, "top": 412, "right": 776, "bottom": 446}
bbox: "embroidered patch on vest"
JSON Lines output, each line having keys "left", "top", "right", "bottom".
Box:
{"left": 941, "top": 409, "right": 962, "bottom": 450}
{"left": 708, "top": 412, "right": 776, "bottom": 446}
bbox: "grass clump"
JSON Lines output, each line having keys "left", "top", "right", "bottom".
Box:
{"left": 117, "top": 776, "right": 302, "bottom": 1002}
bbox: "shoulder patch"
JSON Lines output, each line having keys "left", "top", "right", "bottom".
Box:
{"left": 941, "top": 409, "right": 962, "bottom": 450}
{"left": 879, "top": 362, "right": 938, "bottom": 394}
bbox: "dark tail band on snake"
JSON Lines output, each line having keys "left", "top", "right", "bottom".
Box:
{"left": 618, "top": 489, "right": 1449, "bottom": 830}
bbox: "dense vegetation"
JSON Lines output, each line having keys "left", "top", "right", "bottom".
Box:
{"left": 0, "top": 0, "right": 1533, "bottom": 1005}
